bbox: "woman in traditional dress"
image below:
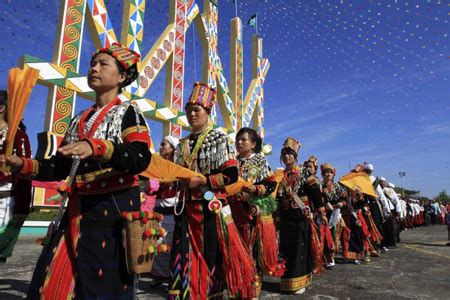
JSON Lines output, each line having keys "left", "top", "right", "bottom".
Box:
{"left": 0, "top": 90, "right": 32, "bottom": 263}
{"left": 341, "top": 186, "right": 366, "bottom": 265}
{"left": 277, "top": 138, "right": 324, "bottom": 295}
{"left": 3, "top": 43, "right": 151, "bottom": 298}
{"left": 229, "top": 127, "right": 280, "bottom": 297}
{"left": 169, "top": 83, "right": 254, "bottom": 299}
{"left": 303, "top": 156, "right": 318, "bottom": 177}
{"left": 304, "top": 156, "right": 336, "bottom": 272}
{"left": 320, "top": 162, "right": 347, "bottom": 269}
{"left": 149, "top": 135, "right": 179, "bottom": 285}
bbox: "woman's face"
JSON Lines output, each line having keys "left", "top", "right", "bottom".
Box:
{"left": 282, "top": 150, "right": 296, "bottom": 166}
{"left": 323, "top": 169, "right": 334, "bottom": 181}
{"left": 304, "top": 162, "right": 317, "bottom": 175}
{"left": 236, "top": 132, "right": 256, "bottom": 157}
{"left": 88, "top": 53, "right": 126, "bottom": 93}
{"left": 185, "top": 104, "right": 209, "bottom": 130}
{"left": 159, "top": 140, "right": 174, "bottom": 159}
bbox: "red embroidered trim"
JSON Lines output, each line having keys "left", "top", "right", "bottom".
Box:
{"left": 86, "top": 138, "right": 114, "bottom": 162}
{"left": 220, "top": 159, "right": 238, "bottom": 170}
{"left": 19, "top": 158, "right": 39, "bottom": 177}
{"left": 77, "top": 98, "right": 121, "bottom": 139}
{"left": 124, "top": 131, "right": 151, "bottom": 146}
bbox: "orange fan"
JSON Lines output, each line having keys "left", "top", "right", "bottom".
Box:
{"left": 339, "top": 172, "right": 376, "bottom": 198}
{"left": 141, "top": 153, "right": 206, "bottom": 182}
{"left": 224, "top": 178, "right": 253, "bottom": 195}
{"left": 271, "top": 168, "right": 285, "bottom": 197}
{"left": 225, "top": 169, "right": 286, "bottom": 196}
{"left": 6, "top": 66, "right": 40, "bottom": 158}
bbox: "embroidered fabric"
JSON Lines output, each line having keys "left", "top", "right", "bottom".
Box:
{"left": 65, "top": 101, "right": 148, "bottom": 144}
{"left": 238, "top": 152, "right": 271, "bottom": 183}
{"left": 174, "top": 129, "right": 235, "bottom": 174}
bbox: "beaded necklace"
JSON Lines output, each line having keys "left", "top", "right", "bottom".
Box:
{"left": 77, "top": 98, "right": 121, "bottom": 139}
{"left": 0, "top": 126, "right": 7, "bottom": 152}
{"left": 181, "top": 128, "right": 212, "bottom": 169}
{"left": 282, "top": 165, "right": 302, "bottom": 193}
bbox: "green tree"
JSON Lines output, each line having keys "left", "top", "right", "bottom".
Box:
{"left": 435, "top": 190, "right": 450, "bottom": 202}
{"left": 393, "top": 187, "right": 420, "bottom": 198}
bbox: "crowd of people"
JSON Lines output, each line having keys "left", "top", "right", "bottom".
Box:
{"left": 0, "top": 43, "right": 449, "bottom": 299}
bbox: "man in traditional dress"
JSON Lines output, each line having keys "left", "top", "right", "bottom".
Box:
{"left": 363, "top": 163, "right": 386, "bottom": 253}
{"left": 380, "top": 179, "right": 402, "bottom": 248}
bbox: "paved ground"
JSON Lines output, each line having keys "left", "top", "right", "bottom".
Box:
{"left": 1, "top": 225, "right": 449, "bottom": 299}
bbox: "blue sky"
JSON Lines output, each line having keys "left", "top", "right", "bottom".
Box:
{"left": 0, "top": 0, "right": 449, "bottom": 198}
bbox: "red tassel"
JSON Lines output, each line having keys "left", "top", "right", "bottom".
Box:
{"left": 356, "top": 211, "right": 371, "bottom": 238}
{"left": 333, "top": 219, "right": 345, "bottom": 254}
{"left": 308, "top": 218, "right": 324, "bottom": 274}
{"left": 216, "top": 206, "right": 256, "bottom": 298}
{"left": 356, "top": 211, "right": 372, "bottom": 252}
{"left": 366, "top": 213, "right": 383, "bottom": 243}
{"left": 319, "top": 224, "right": 334, "bottom": 253}
{"left": 256, "top": 215, "right": 286, "bottom": 277}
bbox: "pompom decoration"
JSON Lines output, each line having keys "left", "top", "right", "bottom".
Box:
{"left": 132, "top": 211, "right": 140, "bottom": 220}
{"left": 147, "top": 245, "right": 154, "bottom": 254}
{"left": 126, "top": 213, "right": 133, "bottom": 221}
{"left": 139, "top": 211, "right": 145, "bottom": 218}
{"left": 141, "top": 217, "right": 148, "bottom": 224}
{"left": 158, "top": 227, "right": 165, "bottom": 236}
{"left": 143, "top": 230, "right": 151, "bottom": 237}
{"left": 121, "top": 212, "right": 127, "bottom": 218}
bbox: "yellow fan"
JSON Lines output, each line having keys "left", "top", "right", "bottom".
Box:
{"left": 226, "top": 169, "right": 286, "bottom": 197}
{"left": 224, "top": 178, "right": 253, "bottom": 195}
{"left": 141, "top": 153, "right": 206, "bottom": 182}
{"left": 339, "top": 172, "right": 376, "bottom": 198}
{"left": 271, "top": 168, "right": 285, "bottom": 197}
{"left": 3, "top": 66, "right": 39, "bottom": 170}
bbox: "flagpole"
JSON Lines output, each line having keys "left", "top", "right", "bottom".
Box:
{"left": 235, "top": 0, "right": 238, "bottom": 18}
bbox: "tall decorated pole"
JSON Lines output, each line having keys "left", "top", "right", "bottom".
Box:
{"left": 45, "top": 0, "right": 87, "bottom": 134}
{"left": 243, "top": 30, "right": 270, "bottom": 153}
{"left": 195, "top": 0, "right": 237, "bottom": 133}
{"left": 121, "top": 0, "right": 146, "bottom": 97}
{"left": 230, "top": 17, "right": 243, "bottom": 131}
{"left": 163, "top": 0, "right": 188, "bottom": 138}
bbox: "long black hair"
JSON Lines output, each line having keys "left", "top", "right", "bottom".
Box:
{"left": 0, "top": 90, "right": 27, "bottom": 131}
{"left": 236, "top": 127, "right": 262, "bottom": 153}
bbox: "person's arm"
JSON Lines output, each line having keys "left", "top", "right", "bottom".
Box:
{"left": 392, "top": 193, "right": 402, "bottom": 215}
{"left": 207, "top": 160, "right": 239, "bottom": 191}
{"left": 12, "top": 129, "right": 33, "bottom": 218}
{"left": 305, "top": 175, "right": 326, "bottom": 221}
{"left": 334, "top": 183, "right": 348, "bottom": 208}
